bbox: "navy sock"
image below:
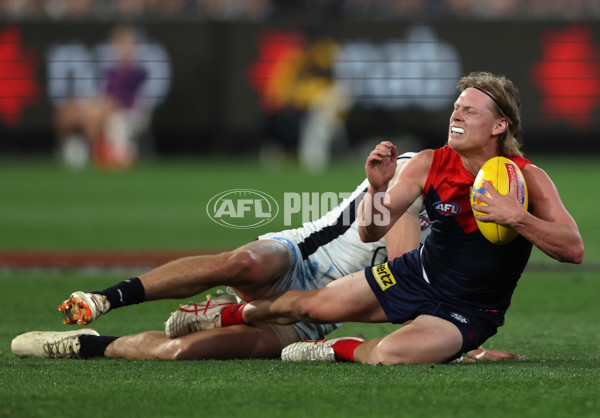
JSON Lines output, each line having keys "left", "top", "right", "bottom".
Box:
{"left": 78, "top": 335, "right": 119, "bottom": 358}
{"left": 92, "top": 277, "right": 145, "bottom": 310}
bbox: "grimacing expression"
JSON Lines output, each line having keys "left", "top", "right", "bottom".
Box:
{"left": 448, "top": 88, "right": 506, "bottom": 154}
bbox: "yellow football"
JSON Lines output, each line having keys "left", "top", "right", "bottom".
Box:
{"left": 471, "top": 156, "right": 528, "bottom": 245}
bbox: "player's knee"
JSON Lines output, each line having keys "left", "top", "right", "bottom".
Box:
{"left": 152, "top": 338, "right": 189, "bottom": 360}
{"left": 289, "top": 298, "right": 311, "bottom": 322}
{"left": 293, "top": 293, "right": 328, "bottom": 322}
{"left": 367, "top": 340, "right": 411, "bottom": 365}
{"left": 366, "top": 334, "right": 460, "bottom": 365}
{"left": 226, "top": 249, "right": 263, "bottom": 281}
{"left": 162, "top": 339, "right": 195, "bottom": 361}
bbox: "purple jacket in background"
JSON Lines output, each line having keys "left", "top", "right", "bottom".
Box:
{"left": 104, "top": 64, "right": 148, "bottom": 109}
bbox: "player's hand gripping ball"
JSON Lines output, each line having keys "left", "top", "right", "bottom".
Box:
{"left": 471, "top": 156, "right": 528, "bottom": 245}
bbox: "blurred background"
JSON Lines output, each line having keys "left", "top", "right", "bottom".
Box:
{"left": 0, "top": 0, "right": 599, "bottom": 262}
{"left": 2, "top": 0, "right": 600, "bottom": 167}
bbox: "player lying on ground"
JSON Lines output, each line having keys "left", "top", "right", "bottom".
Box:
{"left": 52, "top": 71, "right": 581, "bottom": 366}
{"left": 12, "top": 152, "right": 522, "bottom": 362}
{"left": 175, "top": 71, "right": 583, "bottom": 365}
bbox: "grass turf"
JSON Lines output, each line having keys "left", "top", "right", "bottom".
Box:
{"left": 0, "top": 155, "right": 598, "bottom": 262}
{"left": 0, "top": 269, "right": 598, "bottom": 417}
{"left": 0, "top": 156, "right": 365, "bottom": 250}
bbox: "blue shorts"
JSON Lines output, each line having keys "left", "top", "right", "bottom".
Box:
{"left": 364, "top": 249, "right": 505, "bottom": 354}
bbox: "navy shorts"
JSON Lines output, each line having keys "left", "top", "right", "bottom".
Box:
{"left": 364, "top": 249, "right": 505, "bottom": 354}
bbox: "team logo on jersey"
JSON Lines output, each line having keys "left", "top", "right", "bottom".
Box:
{"left": 372, "top": 263, "right": 396, "bottom": 291}
{"left": 433, "top": 201, "right": 461, "bottom": 216}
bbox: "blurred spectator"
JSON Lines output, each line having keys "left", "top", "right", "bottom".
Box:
{"left": 40, "top": 0, "right": 96, "bottom": 19}
{"left": 256, "top": 34, "right": 350, "bottom": 172}
{"left": 197, "top": 0, "right": 272, "bottom": 21}
{"left": 64, "top": 0, "right": 95, "bottom": 18}
{"left": 0, "top": 0, "right": 44, "bottom": 19}
{"left": 342, "top": 0, "right": 424, "bottom": 19}
{"left": 441, "top": 0, "right": 475, "bottom": 17}
{"left": 2, "top": 0, "right": 600, "bottom": 20}
{"left": 149, "top": 0, "right": 189, "bottom": 20}
{"left": 528, "top": 0, "right": 590, "bottom": 19}
{"left": 112, "top": 0, "right": 145, "bottom": 19}
{"left": 474, "top": 0, "right": 521, "bottom": 18}
{"left": 55, "top": 25, "right": 148, "bottom": 169}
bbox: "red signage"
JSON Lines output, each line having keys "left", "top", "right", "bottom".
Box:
{"left": 0, "top": 26, "right": 40, "bottom": 128}
{"left": 530, "top": 26, "right": 600, "bottom": 130}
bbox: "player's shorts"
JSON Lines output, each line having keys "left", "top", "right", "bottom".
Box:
{"left": 364, "top": 247, "right": 505, "bottom": 354}
{"left": 256, "top": 232, "right": 343, "bottom": 342}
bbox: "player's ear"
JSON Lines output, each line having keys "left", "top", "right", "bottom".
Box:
{"left": 492, "top": 118, "right": 508, "bottom": 136}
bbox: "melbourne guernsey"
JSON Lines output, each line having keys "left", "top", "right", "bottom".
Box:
{"left": 421, "top": 145, "right": 533, "bottom": 312}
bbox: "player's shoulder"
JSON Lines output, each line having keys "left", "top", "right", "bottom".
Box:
{"left": 520, "top": 161, "right": 555, "bottom": 190}
{"left": 390, "top": 149, "right": 433, "bottom": 189}
{"left": 396, "top": 150, "right": 434, "bottom": 165}
{"left": 388, "top": 149, "right": 433, "bottom": 189}
{"left": 397, "top": 151, "right": 418, "bottom": 161}
{"left": 407, "top": 149, "right": 435, "bottom": 170}
{"left": 507, "top": 154, "right": 533, "bottom": 170}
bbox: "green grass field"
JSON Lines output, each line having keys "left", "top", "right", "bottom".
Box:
{"left": 0, "top": 156, "right": 599, "bottom": 417}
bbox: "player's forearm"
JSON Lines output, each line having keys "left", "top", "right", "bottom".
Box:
{"left": 512, "top": 211, "right": 584, "bottom": 264}
{"left": 358, "top": 187, "right": 393, "bottom": 242}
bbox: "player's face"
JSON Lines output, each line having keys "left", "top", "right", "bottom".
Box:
{"left": 447, "top": 88, "right": 501, "bottom": 155}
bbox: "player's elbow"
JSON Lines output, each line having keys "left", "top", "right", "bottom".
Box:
{"left": 554, "top": 240, "right": 584, "bottom": 264}
{"left": 358, "top": 225, "right": 380, "bottom": 243}
{"left": 566, "top": 243, "right": 584, "bottom": 264}
{"left": 566, "top": 233, "right": 585, "bottom": 264}
{"left": 358, "top": 226, "right": 369, "bottom": 242}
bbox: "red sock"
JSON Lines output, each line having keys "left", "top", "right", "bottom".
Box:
{"left": 332, "top": 339, "right": 365, "bottom": 362}
{"left": 220, "top": 303, "right": 246, "bottom": 327}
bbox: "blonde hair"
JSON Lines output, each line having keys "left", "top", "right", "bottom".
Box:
{"left": 457, "top": 71, "right": 523, "bottom": 157}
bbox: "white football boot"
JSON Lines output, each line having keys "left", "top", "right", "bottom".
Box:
{"left": 164, "top": 290, "right": 237, "bottom": 338}
{"left": 11, "top": 329, "right": 99, "bottom": 359}
{"left": 281, "top": 335, "right": 366, "bottom": 362}
{"left": 58, "top": 291, "right": 111, "bottom": 325}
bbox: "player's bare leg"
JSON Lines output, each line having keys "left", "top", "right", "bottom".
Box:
{"left": 104, "top": 323, "right": 288, "bottom": 360}
{"left": 60, "top": 240, "right": 293, "bottom": 325}
{"left": 238, "top": 273, "right": 466, "bottom": 365}
{"left": 353, "top": 315, "right": 463, "bottom": 365}
{"left": 161, "top": 272, "right": 385, "bottom": 341}
{"left": 140, "top": 240, "right": 292, "bottom": 301}
{"left": 242, "top": 271, "right": 387, "bottom": 326}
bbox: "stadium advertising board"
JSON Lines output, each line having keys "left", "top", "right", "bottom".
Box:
{"left": 0, "top": 21, "right": 599, "bottom": 154}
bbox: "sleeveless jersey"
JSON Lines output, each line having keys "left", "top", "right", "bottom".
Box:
{"left": 421, "top": 145, "right": 533, "bottom": 312}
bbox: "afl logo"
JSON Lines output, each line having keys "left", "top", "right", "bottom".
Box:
{"left": 433, "top": 201, "right": 461, "bottom": 216}
{"left": 207, "top": 189, "right": 279, "bottom": 229}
